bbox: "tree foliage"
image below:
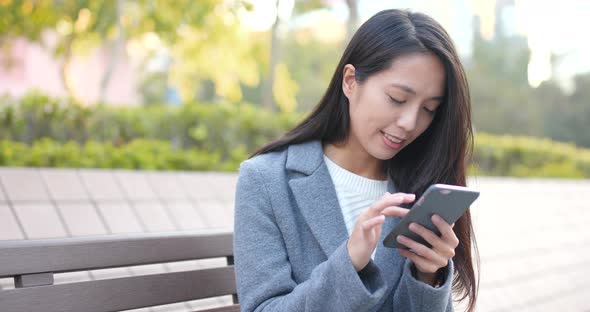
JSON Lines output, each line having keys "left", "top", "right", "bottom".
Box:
{"left": 0, "top": 0, "right": 261, "bottom": 103}
{"left": 1, "top": 1, "right": 589, "bottom": 149}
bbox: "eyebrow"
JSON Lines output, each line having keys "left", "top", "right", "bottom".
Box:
{"left": 390, "top": 83, "right": 444, "bottom": 101}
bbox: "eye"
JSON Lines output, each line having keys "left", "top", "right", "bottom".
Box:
{"left": 388, "top": 95, "right": 406, "bottom": 105}
{"left": 423, "top": 107, "right": 436, "bottom": 115}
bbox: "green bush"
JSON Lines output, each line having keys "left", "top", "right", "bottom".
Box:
{"left": 0, "top": 91, "right": 301, "bottom": 159}
{"left": 1, "top": 92, "right": 590, "bottom": 178}
{"left": 1, "top": 134, "right": 588, "bottom": 178}
{"left": 472, "top": 133, "right": 590, "bottom": 178}
{"left": 0, "top": 138, "right": 242, "bottom": 171}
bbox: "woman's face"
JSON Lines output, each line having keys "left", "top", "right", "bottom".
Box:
{"left": 342, "top": 52, "right": 446, "bottom": 161}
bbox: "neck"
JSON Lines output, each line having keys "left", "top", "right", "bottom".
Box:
{"left": 322, "top": 139, "right": 387, "bottom": 181}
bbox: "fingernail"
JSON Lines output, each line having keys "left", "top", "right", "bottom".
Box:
{"left": 409, "top": 223, "right": 417, "bottom": 231}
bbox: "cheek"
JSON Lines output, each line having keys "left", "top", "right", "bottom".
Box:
{"left": 347, "top": 99, "right": 367, "bottom": 138}
{"left": 350, "top": 90, "right": 394, "bottom": 137}
{"left": 349, "top": 93, "right": 377, "bottom": 126}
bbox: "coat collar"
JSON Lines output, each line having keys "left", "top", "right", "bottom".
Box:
{"left": 287, "top": 140, "right": 348, "bottom": 257}
{"left": 285, "top": 140, "right": 324, "bottom": 175}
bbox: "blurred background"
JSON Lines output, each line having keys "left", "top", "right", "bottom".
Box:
{"left": 0, "top": 0, "right": 589, "bottom": 311}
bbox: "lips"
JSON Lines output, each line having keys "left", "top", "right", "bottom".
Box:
{"left": 382, "top": 131, "right": 406, "bottom": 144}
{"left": 381, "top": 131, "right": 406, "bottom": 150}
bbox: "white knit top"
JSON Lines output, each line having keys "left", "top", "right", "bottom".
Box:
{"left": 323, "top": 155, "right": 388, "bottom": 258}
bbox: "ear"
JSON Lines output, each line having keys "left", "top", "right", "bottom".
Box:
{"left": 342, "top": 64, "right": 357, "bottom": 99}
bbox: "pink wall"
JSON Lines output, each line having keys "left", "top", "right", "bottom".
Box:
{"left": 0, "top": 36, "right": 141, "bottom": 106}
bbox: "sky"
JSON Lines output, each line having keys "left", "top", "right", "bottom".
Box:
{"left": 240, "top": 0, "right": 590, "bottom": 90}
{"left": 512, "top": 0, "right": 590, "bottom": 90}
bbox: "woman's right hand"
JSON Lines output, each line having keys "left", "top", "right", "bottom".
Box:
{"left": 347, "top": 192, "right": 415, "bottom": 272}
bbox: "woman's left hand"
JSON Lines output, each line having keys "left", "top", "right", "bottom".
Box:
{"left": 395, "top": 214, "right": 458, "bottom": 285}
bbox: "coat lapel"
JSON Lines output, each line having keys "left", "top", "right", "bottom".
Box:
{"left": 286, "top": 140, "right": 349, "bottom": 257}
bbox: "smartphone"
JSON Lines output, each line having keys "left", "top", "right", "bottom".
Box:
{"left": 383, "top": 184, "right": 480, "bottom": 249}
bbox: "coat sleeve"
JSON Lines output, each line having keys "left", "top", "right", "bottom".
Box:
{"left": 233, "top": 161, "right": 388, "bottom": 312}
{"left": 392, "top": 258, "right": 454, "bottom": 311}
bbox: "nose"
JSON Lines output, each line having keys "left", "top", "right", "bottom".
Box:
{"left": 396, "top": 106, "right": 419, "bottom": 133}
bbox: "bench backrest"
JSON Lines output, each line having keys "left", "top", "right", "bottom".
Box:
{"left": 0, "top": 231, "right": 238, "bottom": 312}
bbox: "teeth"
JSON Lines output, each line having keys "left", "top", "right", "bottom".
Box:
{"left": 384, "top": 133, "right": 402, "bottom": 143}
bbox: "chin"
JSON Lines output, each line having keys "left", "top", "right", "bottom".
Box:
{"left": 371, "top": 148, "right": 400, "bottom": 161}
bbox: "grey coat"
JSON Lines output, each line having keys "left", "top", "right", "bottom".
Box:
{"left": 233, "top": 140, "right": 454, "bottom": 312}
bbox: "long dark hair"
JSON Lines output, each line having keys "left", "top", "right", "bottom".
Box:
{"left": 251, "top": 9, "right": 478, "bottom": 312}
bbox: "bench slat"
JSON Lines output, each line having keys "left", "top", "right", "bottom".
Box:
{"left": 0, "top": 267, "right": 236, "bottom": 312}
{"left": 199, "top": 304, "right": 241, "bottom": 312}
{"left": 0, "top": 231, "right": 233, "bottom": 277}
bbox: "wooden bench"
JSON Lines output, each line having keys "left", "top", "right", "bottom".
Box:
{"left": 0, "top": 231, "right": 239, "bottom": 312}
{"left": 0, "top": 167, "right": 239, "bottom": 311}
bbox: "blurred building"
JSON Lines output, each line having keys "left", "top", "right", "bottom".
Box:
{"left": 0, "top": 32, "right": 141, "bottom": 106}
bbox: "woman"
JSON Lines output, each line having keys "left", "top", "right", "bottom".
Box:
{"left": 234, "top": 9, "right": 478, "bottom": 312}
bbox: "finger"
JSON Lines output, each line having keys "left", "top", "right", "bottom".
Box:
{"left": 432, "top": 215, "right": 459, "bottom": 247}
{"left": 368, "top": 193, "right": 403, "bottom": 214}
{"left": 408, "top": 222, "right": 445, "bottom": 249}
{"left": 397, "top": 248, "right": 441, "bottom": 274}
{"left": 361, "top": 214, "right": 385, "bottom": 231}
{"left": 380, "top": 206, "right": 410, "bottom": 218}
{"left": 395, "top": 192, "right": 416, "bottom": 202}
{"left": 391, "top": 192, "right": 416, "bottom": 205}
{"left": 409, "top": 222, "right": 455, "bottom": 259}
{"left": 369, "top": 192, "right": 415, "bottom": 215}
{"left": 396, "top": 235, "right": 447, "bottom": 267}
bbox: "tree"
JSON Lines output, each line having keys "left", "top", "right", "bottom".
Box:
{"left": 0, "top": 0, "right": 259, "bottom": 105}
{"left": 467, "top": 24, "right": 535, "bottom": 135}
{"left": 260, "top": 0, "right": 326, "bottom": 110}
{"left": 280, "top": 34, "right": 341, "bottom": 112}
{"left": 163, "top": 0, "right": 263, "bottom": 103}
{"left": 565, "top": 73, "right": 590, "bottom": 147}
{"left": 531, "top": 80, "right": 569, "bottom": 142}
{"left": 98, "top": 0, "right": 124, "bottom": 103}
{"left": 0, "top": 0, "right": 118, "bottom": 102}
{"left": 344, "top": 0, "right": 358, "bottom": 44}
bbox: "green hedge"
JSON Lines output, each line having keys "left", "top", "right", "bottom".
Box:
{"left": 1, "top": 92, "right": 589, "bottom": 178}
{"left": 0, "top": 91, "right": 301, "bottom": 160}
{"left": 1, "top": 134, "right": 589, "bottom": 178}
{"left": 0, "top": 138, "right": 244, "bottom": 171}
{"left": 472, "top": 133, "right": 590, "bottom": 178}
